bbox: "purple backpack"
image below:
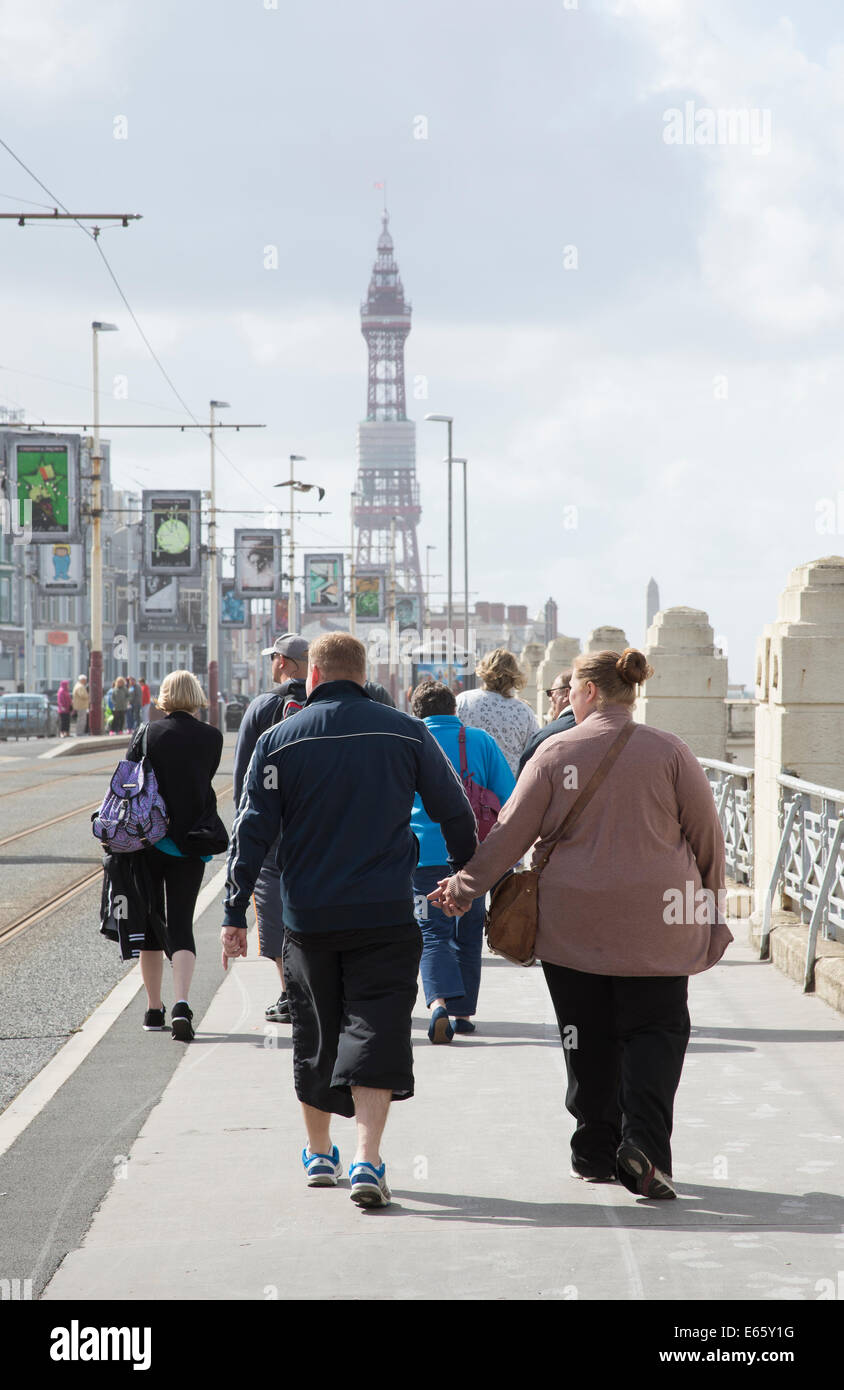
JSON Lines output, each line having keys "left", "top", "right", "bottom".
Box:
{"left": 92, "top": 724, "right": 168, "bottom": 852}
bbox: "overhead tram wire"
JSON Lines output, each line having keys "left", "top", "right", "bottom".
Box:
{"left": 0, "top": 136, "right": 279, "bottom": 512}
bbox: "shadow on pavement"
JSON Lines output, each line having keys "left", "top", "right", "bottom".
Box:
{"left": 382, "top": 1184, "right": 844, "bottom": 1233}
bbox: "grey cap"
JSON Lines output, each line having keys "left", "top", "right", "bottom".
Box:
{"left": 261, "top": 632, "right": 310, "bottom": 662}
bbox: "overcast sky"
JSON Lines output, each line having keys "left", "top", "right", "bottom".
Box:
{"left": 2, "top": 0, "right": 843, "bottom": 683}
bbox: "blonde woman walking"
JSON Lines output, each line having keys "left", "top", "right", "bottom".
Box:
{"left": 456, "top": 648, "right": 539, "bottom": 777}
{"left": 432, "top": 649, "right": 731, "bottom": 1200}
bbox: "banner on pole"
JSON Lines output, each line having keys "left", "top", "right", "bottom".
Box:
{"left": 11, "top": 435, "right": 80, "bottom": 542}
{"left": 143, "top": 491, "right": 201, "bottom": 575}
{"left": 304, "top": 553, "right": 344, "bottom": 613}
{"left": 354, "top": 572, "right": 385, "bottom": 622}
{"left": 39, "top": 542, "right": 85, "bottom": 594}
{"left": 140, "top": 574, "right": 179, "bottom": 618}
{"left": 396, "top": 594, "right": 422, "bottom": 632}
{"left": 233, "top": 529, "right": 281, "bottom": 598}
{"left": 221, "top": 580, "right": 249, "bottom": 627}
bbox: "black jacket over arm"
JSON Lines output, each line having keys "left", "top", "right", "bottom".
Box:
{"left": 144, "top": 711, "right": 226, "bottom": 854}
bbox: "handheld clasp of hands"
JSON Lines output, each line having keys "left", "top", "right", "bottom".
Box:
{"left": 427, "top": 877, "right": 462, "bottom": 918}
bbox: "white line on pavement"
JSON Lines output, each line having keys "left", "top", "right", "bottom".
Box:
{"left": 0, "top": 864, "right": 229, "bottom": 1159}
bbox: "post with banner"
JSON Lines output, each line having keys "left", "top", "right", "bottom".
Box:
{"left": 233, "top": 530, "right": 282, "bottom": 600}
{"left": 304, "top": 554, "right": 344, "bottom": 614}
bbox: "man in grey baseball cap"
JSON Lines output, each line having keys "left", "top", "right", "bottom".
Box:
{"left": 233, "top": 634, "right": 310, "bottom": 1023}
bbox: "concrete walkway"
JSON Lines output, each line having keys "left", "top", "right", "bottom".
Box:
{"left": 44, "top": 922, "right": 844, "bottom": 1302}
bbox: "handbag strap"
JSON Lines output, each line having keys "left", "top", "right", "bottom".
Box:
{"left": 458, "top": 725, "right": 468, "bottom": 778}
{"left": 534, "top": 720, "right": 637, "bottom": 872}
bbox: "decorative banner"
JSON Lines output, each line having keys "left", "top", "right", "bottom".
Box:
{"left": 143, "top": 490, "right": 201, "bottom": 575}
{"left": 221, "top": 580, "right": 249, "bottom": 628}
{"left": 395, "top": 594, "right": 421, "bottom": 632}
{"left": 354, "top": 572, "right": 384, "bottom": 622}
{"left": 305, "top": 553, "right": 344, "bottom": 613}
{"left": 39, "top": 543, "right": 85, "bottom": 594}
{"left": 140, "top": 574, "right": 179, "bottom": 617}
{"left": 11, "top": 435, "right": 79, "bottom": 542}
{"left": 233, "top": 529, "right": 281, "bottom": 598}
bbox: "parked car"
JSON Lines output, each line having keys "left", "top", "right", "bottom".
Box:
{"left": 0, "top": 693, "right": 60, "bottom": 739}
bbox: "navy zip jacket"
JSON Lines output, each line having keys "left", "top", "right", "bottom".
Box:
{"left": 223, "top": 680, "right": 478, "bottom": 934}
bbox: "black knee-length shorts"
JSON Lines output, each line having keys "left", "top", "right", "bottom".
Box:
{"left": 282, "top": 922, "right": 422, "bottom": 1118}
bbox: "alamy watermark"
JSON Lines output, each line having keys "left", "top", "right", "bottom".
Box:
{"left": 663, "top": 102, "right": 772, "bottom": 156}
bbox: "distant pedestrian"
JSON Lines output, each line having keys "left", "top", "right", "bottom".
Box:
{"left": 126, "top": 677, "right": 142, "bottom": 732}
{"left": 517, "top": 669, "right": 576, "bottom": 776}
{"left": 232, "top": 633, "right": 310, "bottom": 1026}
{"left": 111, "top": 677, "right": 129, "bottom": 735}
{"left": 139, "top": 670, "right": 227, "bottom": 1042}
{"left": 140, "top": 678, "right": 151, "bottom": 724}
{"left": 56, "top": 680, "right": 72, "bottom": 738}
{"left": 455, "top": 648, "right": 539, "bottom": 777}
{"left": 410, "top": 681, "right": 514, "bottom": 1042}
{"left": 72, "top": 675, "right": 90, "bottom": 735}
{"left": 222, "top": 633, "right": 476, "bottom": 1208}
{"left": 430, "top": 648, "right": 733, "bottom": 1200}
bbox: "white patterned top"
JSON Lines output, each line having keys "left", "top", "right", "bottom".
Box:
{"left": 455, "top": 687, "right": 540, "bottom": 777}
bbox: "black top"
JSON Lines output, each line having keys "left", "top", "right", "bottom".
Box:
{"left": 517, "top": 706, "right": 577, "bottom": 777}
{"left": 144, "top": 711, "right": 226, "bottom": 854}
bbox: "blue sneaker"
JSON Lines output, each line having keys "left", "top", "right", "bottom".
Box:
{"left": 302, "top": 1145, "right": 342, "bottom": 1187}
{"left": 428, "top": 1006, "right": 454, "bottom": 1044}
{"left": 349, "top": 1160, "right": 391, "bottom": 1208}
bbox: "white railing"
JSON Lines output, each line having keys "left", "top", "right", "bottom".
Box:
{"left": 698, "top": 758, "right": 754, "bottom": 887}
{"left": 760, "top": 773, "right": 844, "bottom": 989}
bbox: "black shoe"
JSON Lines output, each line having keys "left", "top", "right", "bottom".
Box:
{"left": 616, "top": 1142, "right": 676, "bottom": 1199}
{"left": 265, "top": 992, "right": 291, "bottom": 1023}
{"left": 453, "top": 1018, "right": 476, "bottom": 1034}
{"left": 570, "top": 1167, "right": 617, "bottom": 1184}
{"left": 143, "top": 1006, "right": 166, "bottom": 1031}
{"left": 171, "top": 1001, "right": 194, "bottom": 1043}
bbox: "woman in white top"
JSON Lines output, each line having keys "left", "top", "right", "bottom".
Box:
{"left": 456, "top": 648, "right": 539, "bottom": 777}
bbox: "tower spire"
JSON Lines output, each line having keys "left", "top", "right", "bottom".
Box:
{"left": 353, "top": 214, "right": 423, "bottom": 597}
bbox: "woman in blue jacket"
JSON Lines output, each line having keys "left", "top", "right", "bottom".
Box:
{"left": 410, "top": 681, "right": 515, "bottom": 1043}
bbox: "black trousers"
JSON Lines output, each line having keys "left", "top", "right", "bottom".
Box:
{"left": 541, "top": 963, "right": 690, "bottom": 1176}
{"left": 141, "top": 849, "right": 206, "bottom": 956}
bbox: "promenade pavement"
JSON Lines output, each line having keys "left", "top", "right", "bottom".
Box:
{"left": 43, "top": 917, "right": 844, "bottom": 1303}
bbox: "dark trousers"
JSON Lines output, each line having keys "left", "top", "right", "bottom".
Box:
{"left": 142, "top": 849, "right": 206, "bottom": 956}
{"left": 541, "top": 963, "right": 690, "bottom": 1176}
{"left": 413, "top": 864, "right": 485, "bottom": 1015}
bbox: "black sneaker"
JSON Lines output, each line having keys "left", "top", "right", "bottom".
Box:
{"left": 143, "top": 1006, "right": 166, "bottom": 1031}
{"left": 616, "top": 1142, "right": 676, "bottom": 1199}
{"left": 171, "top": 1001, "right": 194, "bottom": 1043}
{"left": 265, "top": 992, "right": 291, "bottom": 1023}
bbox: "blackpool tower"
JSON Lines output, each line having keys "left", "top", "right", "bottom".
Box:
{"left": 353, "top": 212, "right": 423, "bottom": 595}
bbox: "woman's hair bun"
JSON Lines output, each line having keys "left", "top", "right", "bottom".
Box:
{"left": 615, "top": 648, "right": 653, "bottom": 686}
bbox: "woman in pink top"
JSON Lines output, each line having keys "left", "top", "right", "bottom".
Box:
{"left": 56, "top": 679, "right": 72, "bottom": 738}
{"left": 430, "top": 648, "right": 732, "bottom": 1200}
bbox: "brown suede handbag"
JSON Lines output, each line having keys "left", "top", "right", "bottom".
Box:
{"left": 485, "top": 722, "right": 637, "bottom": 966}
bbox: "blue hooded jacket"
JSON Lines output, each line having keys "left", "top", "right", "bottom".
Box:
{"left": 410, "top": 715, "right": 515, "bottom": 867}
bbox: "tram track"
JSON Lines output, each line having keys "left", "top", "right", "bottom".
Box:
{"left": 0, "top": 781, "right": 233, "bottom": 949}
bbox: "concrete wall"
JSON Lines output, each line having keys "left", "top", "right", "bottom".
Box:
{"left": 753, "top": 555, "right": 844, "bottom": 906}
{"left": 635, "top": 606, "right": 728, "bottom": 758}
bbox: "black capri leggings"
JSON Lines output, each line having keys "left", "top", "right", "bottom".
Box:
{"left": 143, "top": 849, "right": 206, "bottom": 956}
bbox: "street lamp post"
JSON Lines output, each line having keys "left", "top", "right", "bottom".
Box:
{"left": 349, "top": 490, "right": 358, "bottom": 637}
{"left": 424, "top": 414, "right": 454, "bottom": 684}
{"left": 207, "top": 400, "right": 229, "bottom": 728}
{"left": 425, "top": 544, "right": 436, "bottom": 627}
{"left": 89, "top": 320, "right": 119, "bottom": 735}
{"left": 453, "top": 458, "right": 469, "bottom": 666}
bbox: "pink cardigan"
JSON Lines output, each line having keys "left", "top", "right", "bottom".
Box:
{"left": 447, "top": 705, "right": 732, "bottom": 977}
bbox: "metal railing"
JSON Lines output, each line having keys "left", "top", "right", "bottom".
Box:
{"left": 0, "top": 699, "right": 55, "bottom": 741}
{"left": 698, "top": 758, "right": 754, "bottom": 887}
{"left": 760, "top": 773, "right": 844, "bottom": 990}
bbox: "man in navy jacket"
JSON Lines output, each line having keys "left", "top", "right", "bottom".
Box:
{"left": 222, "top": 632, "right": 476, "bottom": 1208}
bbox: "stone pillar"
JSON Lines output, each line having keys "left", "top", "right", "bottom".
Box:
{"left": 635, "top": 607, "right": 727, "bottom": 758}
{"left": 536, "top": 634, "right": 580, "bottom": 721}
{"left": 585, "top": 625, "right": 628, "bottom": 654}
{"left": 520, "top": 640, "right": 545, "bottom": 718}
{"left": 753, "top": 555, "right": 844, "bottom": 908}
